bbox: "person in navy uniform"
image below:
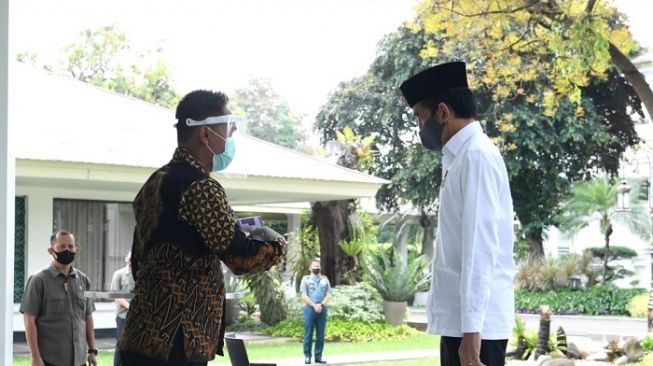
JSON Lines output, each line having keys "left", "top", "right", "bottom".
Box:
{"left": 300, "top": 259, "right": 332, "bottom": 364}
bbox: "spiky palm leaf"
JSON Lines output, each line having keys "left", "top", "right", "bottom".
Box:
{"left": 362, "top": 249, "right": 430, "bottom": 302}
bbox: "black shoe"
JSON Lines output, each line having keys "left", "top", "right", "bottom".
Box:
{"left": 315, "top": 359, "right": 327, "bottom": 364}
{"left": 305, "top": 356, "right": 311, "bottom": 364}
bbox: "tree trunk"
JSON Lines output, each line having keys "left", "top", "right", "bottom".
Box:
{"left": 609, "top": 42, "right": 653, "bottom": 122}
{"left": 534, "top": 308, "right": 551, "bottom": 360}
{"left": 603, "top": 226, "right": 612, "bottom": 283}
{"left": 419, "top": 211, "right": 436, "bottom": 265}
{"left": 527, "top": 227, "right": 545, "bottom": 259}
{"left": 310, "top": 200, "right": 354, "bottom": 286}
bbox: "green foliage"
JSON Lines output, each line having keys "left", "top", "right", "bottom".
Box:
{"left": 265, "top": 317, "right": 420, "bottom": 342}
{"left": 225, "top": 314, "right": 264, "bottom": 333}
{"left": 287, "top": 216, "right": 320, "bottom": 293}
{"left": 411, "top": 0, "right": 644, "bottom": 117}
{"left": 314, "top": 18, "right": 640, "bottom": 259}
{"left": 515, "top": 253, "right": 594, "bottom": 291}
{"left": 339, "top": 237, "right": 365, "bottom": 257}
{"left": 584, "top": 245, "right": 638, "bottom": 283}
{"left": 327, "top": 282, "right": 385, "bottom": 323}
{"left": 516, "top": 329, "right": 566, "bottom": 360}
{"left": 628, "top": 293, "right": 650, "bottom": 318}
{"left": 557, "top": 177, "right": 651, "bottom": 282}
{"left": 239, "top": 293, "right": 258, "bottom": 317}
{"left": 515, "top": 286, "right": 647, "bottom": 316}
{"left": 286, "top": 282, "right": 384, "bottom": 323}
{"left": 225, "top": 275, "right": 247, "bottom": 293}
{"left": 243, "top": 266, "right": 288, "bottom": 325}
{"left": 641, "top": 335, "right": 653, "bottom": 352}
{"left": 21, "top": 25, "right": 181, "bottom": 108}
{"left": 230, "top": 78, "right": 306, "bottom": 149}
{"left": 586, "top": 246, "right": 638, "bottom": 259}
{"left": 513, "top": 316, "right": 526, "bottom": 339}
{"left": 363, "top": 249, "right": 430, "bottom": 302}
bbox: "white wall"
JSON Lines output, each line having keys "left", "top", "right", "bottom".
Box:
{"left": 14, "top": 181, "right": 138, "bottom": 331}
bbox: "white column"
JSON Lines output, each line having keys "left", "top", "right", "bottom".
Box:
{"left": 23, "top": 188, "right": 54, "bottom": 275}
{"left": 0, "top": 0, "right": 15, "bottom": 362}
{"left": 286, "top": 213, "right": 301, "bottom": 235}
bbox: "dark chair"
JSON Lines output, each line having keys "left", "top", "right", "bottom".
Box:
{"left": 225, "top": 334, "right": 277, "bottom": 366}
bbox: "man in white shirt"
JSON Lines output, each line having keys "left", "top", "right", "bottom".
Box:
{"left": 400, "top": 62, "right": 516, "bottom": 366}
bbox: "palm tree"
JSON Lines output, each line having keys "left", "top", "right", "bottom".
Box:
{"left": 558, "top": 176, "right": 651, "bottom": 283}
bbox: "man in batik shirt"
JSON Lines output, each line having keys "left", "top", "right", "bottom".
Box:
{"left": 120, "top": 90, "right": 286, "bottom": 366}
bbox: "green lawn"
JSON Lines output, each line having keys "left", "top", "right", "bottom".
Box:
{"left": 13, "top": 335, "right": 439, "bottom": 365}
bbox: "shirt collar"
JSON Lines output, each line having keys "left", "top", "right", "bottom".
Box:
{"left": 172, "top": 147, "right": 209, "bottom": 175}
{"left": 48, "top": 263, "right": 77, "bottom": 278}
{"left": 443, "top": 121, "right": 482, "bottom": 157}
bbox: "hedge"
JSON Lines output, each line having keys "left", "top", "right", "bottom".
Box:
{"left": 515, "top": 286, "right": 647, "bottom": 316}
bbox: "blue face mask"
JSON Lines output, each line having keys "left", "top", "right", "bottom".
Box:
{"left": 206, "top": 128, "right": 236, "bottom": 172}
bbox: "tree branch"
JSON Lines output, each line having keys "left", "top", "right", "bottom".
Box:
{"left": 445, "top": 0, "right": 540, "bottom": 17}
{"left": 608, "top": 42, "right": 653, "bottom": 121}
{"left": 585, "top": 0, "right": 598, "bottom": 14}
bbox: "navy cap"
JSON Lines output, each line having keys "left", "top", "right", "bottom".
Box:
{"left": 400, "top": 62, "right": 469, "bottom": 107}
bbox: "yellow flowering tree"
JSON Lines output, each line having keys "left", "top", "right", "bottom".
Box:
{"left": 316, "top": 22, "right": 641, "bottom": 258}
{"left": 410, "top": 0, "right": 652, "bottom": 121}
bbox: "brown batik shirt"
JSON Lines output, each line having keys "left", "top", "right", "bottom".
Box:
{"left": 119, "top": 147, "right": 284, "bottom": 362}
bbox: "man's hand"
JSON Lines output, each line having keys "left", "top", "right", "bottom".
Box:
{"left": 458, "top": 332, "right": 485, "bottom": 366}
{"left": 87, "top": 352, "right": 98, "bottom": 366}
{"left": 313, "top": 303, "right": 323, "bottom": 313}
{"left": 31, "top": 356, "right": 44, "bottom": 366}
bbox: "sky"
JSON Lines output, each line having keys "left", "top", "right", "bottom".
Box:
{"left": 10, "top": 0, "right": 418, "bottom": 123}
{"left": 9, "top": 0, "right": 653, "bottom": 128}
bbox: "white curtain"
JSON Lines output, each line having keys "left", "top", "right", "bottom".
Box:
{"left": 53, "top": 199, "right": 134, "bottom": 292}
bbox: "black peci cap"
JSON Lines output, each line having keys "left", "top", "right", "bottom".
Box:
{"left": 400, "top": 61, "right": 469, "bottom": 108}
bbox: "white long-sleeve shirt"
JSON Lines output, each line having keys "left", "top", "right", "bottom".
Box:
{"left": 426, "top": 121, "right": 516, "bottom": 340}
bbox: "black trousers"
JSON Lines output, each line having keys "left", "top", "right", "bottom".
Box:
{"left": 121, "top": 329, "right": 208, "bottom": 366}
{"left": 114, "top": 316, "right": 126, "bottom": 366}
{"left": 440, "top": 336, "right": 508, "bottom": 366}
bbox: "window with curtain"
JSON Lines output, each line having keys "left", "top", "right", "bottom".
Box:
{"left": 52, "top": 199, "right": 134, "bottom": 292}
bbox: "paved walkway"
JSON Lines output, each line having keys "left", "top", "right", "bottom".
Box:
{"left": 409, "top": 309, "right": 650, "bottom": 340}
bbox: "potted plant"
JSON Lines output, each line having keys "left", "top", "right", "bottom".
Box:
{"left": 363, "top": 249, "right": 430, "bottom": 325}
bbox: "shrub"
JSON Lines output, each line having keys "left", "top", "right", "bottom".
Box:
{"left": 328, "top": 282, "right": 385, "bottom": 323}
{"left": 264, "top": 317, "right": 420, "bottom": 342}
{"left": 286, "top": 282, "right": 384, "bottom": 323}
{"left": 515, "top": 253, "right": 593, "bottom": 291}
{"left": 243, "top": 266, "right": 288, "bottom": 325}
{"left": 628, "top": 293, "right": 649, "bottom": 318}
{"left": 642, "top": 335, "right": 653, "bottom": 352}
{"left": 363, "top": 249, "right": 430, "bottom": 302}
{"left": 515, "top": 286, "right": 647, "bottom": 316}
{"left": 225, "top": 314, "right": 264, "bottom": 332}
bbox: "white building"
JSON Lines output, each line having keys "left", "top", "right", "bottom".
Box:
{"left": 8, "top": 63, "right": 388, "bottom": 333}
{"left": 543, "top": 50, "right": 653, "bottom": 289}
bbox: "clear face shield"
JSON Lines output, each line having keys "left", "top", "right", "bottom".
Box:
{"left": 185, "top": 114, "right": 249, "bottom": 178}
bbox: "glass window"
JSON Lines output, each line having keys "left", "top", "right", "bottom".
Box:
{"left": 53, "top": 199, "right": 134, "bottom": 293}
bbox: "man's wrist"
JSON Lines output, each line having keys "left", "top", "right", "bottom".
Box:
{"left": 87, "top": 348, "right": 98, "bottom": 355}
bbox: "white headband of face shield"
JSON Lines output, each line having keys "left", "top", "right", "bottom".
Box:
{"left": 185, "top": 114, "right": 244, "bottom": 126}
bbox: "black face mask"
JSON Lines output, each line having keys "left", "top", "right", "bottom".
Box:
{"left": 54, "top": 249, "right": 76, "bottom": 265}
{"left": 312, "top": 268, "right": 320, "bottom": 275}
{"left": 419, "top": 116, "right": 445, "bottom": 151}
